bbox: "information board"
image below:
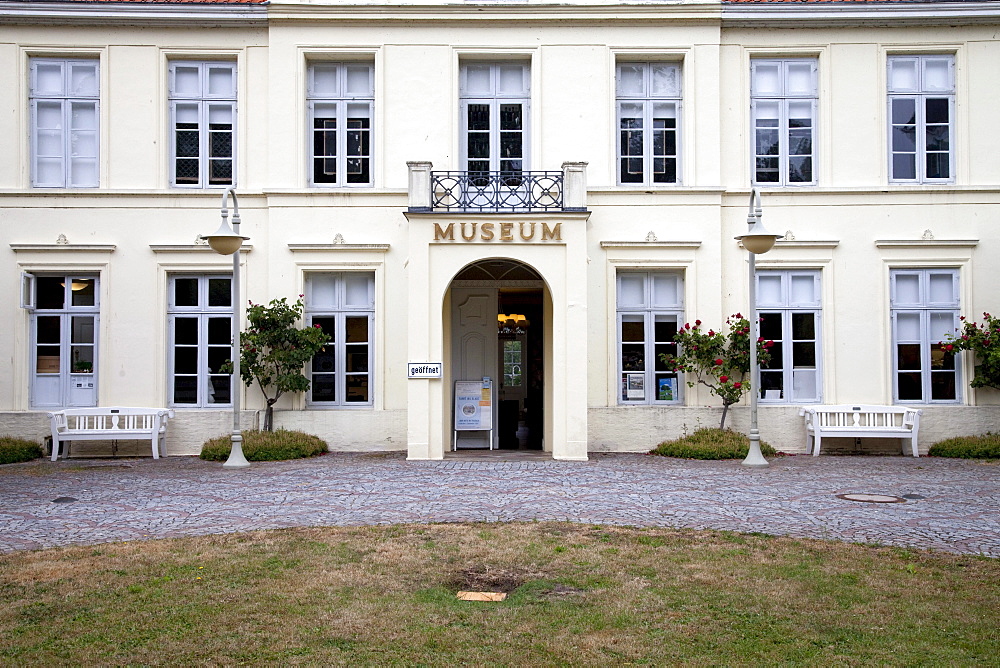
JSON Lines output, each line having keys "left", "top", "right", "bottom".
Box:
{"left": 454, "top": 379, "right": 493, "bottom": 431}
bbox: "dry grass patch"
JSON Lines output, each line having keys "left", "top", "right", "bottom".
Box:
{"left": 1, "top": 523, "right": 998, "bottom": 665}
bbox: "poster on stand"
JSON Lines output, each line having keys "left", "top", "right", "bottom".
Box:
{"left": 658, "top": 377, "right": 677, "bottom": 401}
{"left": 626, "top": 373, "right": 645, "bottom": 400}
{"left": 454, "top": 379, "right": 492, "bottom": 431}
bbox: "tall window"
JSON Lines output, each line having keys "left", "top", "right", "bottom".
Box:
{"left": 888, "top": 55, "right": 954, "bottom": 183}
{"left": 460, "top": 63, "right": 529, "bottom": 176}
{"left": 29, "top": 58, "right": 99, "bottom": 188}
{"left": 890, "top": 269, "right": 960, "bottom": 403}
{"left": 308, "top": 62, "right": 374, "bottom": 187}
{"left": 757, "top": 270, "right": 821, "bottom": 403}
{"left": 169, "top": 62, "right": 236, "bottom": 187}
{"left": 617, "top": 272, "right": 683, "bottom": 405}
{"left": 23, "top": 274, "right": 99, "bottom": 408}
{"left": 305, "top": 273, "right": 375, "bottom": 406}
{"left": 751, "top": 58, "right": 817, "bottom": 185}
{"left": 168, "top": 275, "right": 233, "bottom": 407}
{"left": 616, "top": 62, "right": 681, "bottom": 185}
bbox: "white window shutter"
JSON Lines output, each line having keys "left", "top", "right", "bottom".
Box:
{"left": 20, "top": 272, "right": 36, "bottom": 309}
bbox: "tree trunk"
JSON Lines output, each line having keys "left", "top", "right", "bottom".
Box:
{"left": 263, "top": 401, "right": 275, "bottom": 432}
{"left": 719, "top": 402, "right": 730, "bottom": 430}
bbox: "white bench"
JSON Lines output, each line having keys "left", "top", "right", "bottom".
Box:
{"left": 48, "top": 407, "right": 175, "bottom": 461}
{"left": 799, "top": 404, "right": 922, "bottom": 457}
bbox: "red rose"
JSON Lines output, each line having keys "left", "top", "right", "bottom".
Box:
{"left": 733, "top": 382, "right": 742, "bottom": 389}
{"left": 714, "top": 358, "right": 724, "bottom": 365}
{"left": 719, "top": 375, "right": 729, "bottom": 383}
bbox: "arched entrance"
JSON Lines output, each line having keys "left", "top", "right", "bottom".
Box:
{"left": 449, "top": 259, "right": 545, "bottom": 451}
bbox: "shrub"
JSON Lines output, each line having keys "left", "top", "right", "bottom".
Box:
{"left": 928, "top": 433, "right": 1000, "bottom": 459}
{"left": 650, "top": 428, "right": 778, "bottom": 460}
{"left": 0, "top": 437, "right": 44, "bottom": 465}
{"left": 200, "top": 429, "right": 328, "bottom": 462}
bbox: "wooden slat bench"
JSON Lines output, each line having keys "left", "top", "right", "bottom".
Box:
{"left": 799, "top": 404, "right": 923, "bottom": 457}
{"left": 48, "top": 407, "right": 175, "bottom": 461}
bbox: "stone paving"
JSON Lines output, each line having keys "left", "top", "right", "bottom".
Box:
{"left": 1, "top": 452, "right": 998, "bottom": 556}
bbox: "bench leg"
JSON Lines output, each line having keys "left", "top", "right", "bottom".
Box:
{"left": 50, "top": 438, "right": 60, "bottom": 462}
{"left": 812, "top": 434, "right": 822, "bottom": 457}
{"left": 909, "top": 435, "right": 919, "bottom": 458}
{"left": 151, "top": 436, "right": 159, "bottom": 460}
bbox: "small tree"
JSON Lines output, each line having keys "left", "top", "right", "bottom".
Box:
{"left": 941, "top": 312, "right": 1000, "bottom": 390}
{"left": 659, "top": 314, "right": 773, "bottom": 430}
{"left": 224, "top": 297, "right": 330, "bottom": 431}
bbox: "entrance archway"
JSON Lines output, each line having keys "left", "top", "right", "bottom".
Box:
{"left": 448, "top": 259, "right": 545, "bottom": 451}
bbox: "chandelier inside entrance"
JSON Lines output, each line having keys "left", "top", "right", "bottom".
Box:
{"left": 497, "top": 313, "right": 530, "bottom": 337}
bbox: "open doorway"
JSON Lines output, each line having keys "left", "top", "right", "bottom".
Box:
{"left": 450, "top": 260, "right": 544, "bottom": 451}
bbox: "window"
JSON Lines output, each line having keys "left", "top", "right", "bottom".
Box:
{"left": 24, "top": 274, "right": 99, "bottom": 408}
{"left": 305, "top": 273, "right": 375, "bottom": 406}
{"left": 169, "top": 61, "right": 236, "bottom": 187}
{"left": 616, "top": 62, "right": 681, "bottom": 185}
{"left": 751, "top": 58, "right": 817, "bottom": 185}
{"left": 168, "top": 275, "right": 233, "bottom": 407}
{"left": 890, "top": 269, "right": 960, "bottom": 403}
{"left": 756, "top": 270, "right": 821, "bottom": 403}
{"left": 460, "top": 62, "right": 529, "bottom": 176}
{"left": 308, "top": 62, "right": 374, "bottom": 187}
{"left": 888, "top": 55, "right": 954, "bottom": 183}
{"left": 29, "top": 58, "right": 99, "bottom": 188}
{"left": 617, "top": 272, "right": 683, "bottom": 404}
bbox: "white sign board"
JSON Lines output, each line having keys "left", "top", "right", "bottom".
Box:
{"left": 408, "top": 362, "right": 443, "bottom": 379}
{"left": 454, "top": 379, "right": 492, "bottom": 431}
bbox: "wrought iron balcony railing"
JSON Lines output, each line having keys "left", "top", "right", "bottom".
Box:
{"left": 430, "top": 171, "right": 564, "bottom": 212}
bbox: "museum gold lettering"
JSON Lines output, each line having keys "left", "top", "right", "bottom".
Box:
{"left": 433, "top": 222, "right": 455, "bottom": 241}
{"left": 433, "top": 220, "right": 564, "bottom": 243}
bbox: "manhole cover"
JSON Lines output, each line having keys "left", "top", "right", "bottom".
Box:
{"left": 836, "top": 493, "right": 906, "bottom": 504}
{"left": 52, "top": 497, "right": 77, "bottom": 504}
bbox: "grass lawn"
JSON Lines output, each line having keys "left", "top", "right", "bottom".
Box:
{"left": 1, "top": 523, "right": 998, "bottom": 665}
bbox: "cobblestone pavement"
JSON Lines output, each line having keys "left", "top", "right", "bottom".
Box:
{"left": 1, "top": 453, "right": 998, "bottom": 556}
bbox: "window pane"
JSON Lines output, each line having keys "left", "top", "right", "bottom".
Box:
{"left": 208, "top": 278, "right": 232, "bottom": 307}
{"left": 619, "top": 275, "right": 645, "bottom": 307}
{"left": 344, "top": 274, "right": 372, "bottom": 307}
{"left": 928, "top": 273, "right": 955, "bottom": 304}
{"left": 174, "top": 317, "right": 198, "bottom": 345}
{"left": 792, "top": 342, "right": 815, "bottom": 367}
{"left": 651, "top": 64, "right": 679, "bottom": 97}
{"left": 312, "top": 64, "right": 339, "bottom": 96}
{"left": 345, "top": 64, "right": 373, "bottom": 96}
{"left": 789, "top": 275, "right": 816, "bottom": 305}
{"left": 173, "top": 376, "right": 197, "bottom": 404}
{"left": 930, "top": 372, "right": 955, "bottom": 400}
{"left": 174, "top": 278, "right": 198, "bottom": 307}
{"left": 753, "top": 62, "right": 781, "bottom": 96}
{"left": 892, "top": 153, "right": 916, "bottom": 180}
{"left": 922, "top": 58, "right": 952, "bottom": 92}
{"left": 758, "top": 275, "right": 782, "bottom": 305}
{"left": 785, "top": 62, "right": 814, "bottom": 96}
{"left": 209, "top": 376, "right": 231, "bottom": 404}
{"left": 174, "top": 347, "right": 197, "bottom": 375}
{"left": 207, "top": 65, "right": 234, "bottom": 97}
{"left": 893, "top": 274, "right": 920, "bottom": 305}
{"left": 345, "top": 375, "right": 369, "bottom": 402}
{"left": 889, "top": 58, "right": 918, "bottom": 92}
{"left": 311, "top": 375, "right": 336, "bottom": 402}
{"left": 173, "top": 66, "right": 201, "bottom": 96}
{"left": 69, "top": 63, "right": 98, "bottom": 97}
{"left": 37, "top": 277, "right": 65, "bottom": 310}
{"left": 759, "top": 314, "right": 782, "bottom": 341}
{"left": 896, "top": 312, "right": 920, "bottom": 340}
{"left": 897, "top": 343, "right": 921, "bottom": 370}
{"left": 651, "top": 274, "right": 679, "bottom": 307}
{"left": 345, "top": 317, "right": 368, "bottom": 344}
{"left": 309, "top": 274, "right": 338, "bottom": 308}
{"left": 621, "top": 318, "right": 644, "bottom": 343}
{"left": 792, "top": 369, "right": 817, "bottom": 401}
{"left": 498, "top": 65, "right": 525, "bottom": 95}
{"left": 791, "top": 312, "right": 816, "bottom": 340}
{"left": 208, "top": 317, "right": 231, "bottom": 345}
{"left": 34, "top": 62, "right": 64, "bottom": 95}
{"left": 464, "top": 64, "right": 491, "bottom": 94}
{"left": 618, "top": 64, "right": 644, "bottom": 96}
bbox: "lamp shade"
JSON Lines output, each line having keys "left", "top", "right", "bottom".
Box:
{"left": 202, "top": 220, "right": 249, "bottom": 256}
{"left": 737, "top": 219, "right": 780, "bottom": 255}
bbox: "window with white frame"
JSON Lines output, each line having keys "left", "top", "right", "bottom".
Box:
{"left": 888, "top": 55, "right": 955, "bottom": 183}
{"left": 168, "top": 275, "right": 233, "bottom": 407}
{"left": 756, "top": 270, "right": 822, "bottom": 403}
{"left": 23, "top": 274, "right": 99, "bottom": 408}
{"left": 308, "top": 62, "right": 374, "bottom": 187}
{"left": 616, "top": 62, "right": 681, "bottom": 185}
{"left": 617, "top": 272, "right": 683, "bottom": 404}
{"left": 305, "top": 273, "right": 375, "bottom": 406}
{"left": 890, "top": 268, "right": 960, "bottom": 403}
{"left": 169, "top": 61, "right": 236, "bottom": 187}
{"left": 460, "top": 62, "right": 529, "bottom": 176}
{"left": 29, "top": 58, "right": 99, "bottom": 188}
{"left": 751, "top": 58, "right": 817, "bottom": 185}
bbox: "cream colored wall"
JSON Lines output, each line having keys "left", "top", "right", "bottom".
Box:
{"left": 0, "top": 10, "right": 998, "bottom": 456}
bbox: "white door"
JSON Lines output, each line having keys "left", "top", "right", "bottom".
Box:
{"left": 451, "top": 287, "right": 497, "bottom": 448}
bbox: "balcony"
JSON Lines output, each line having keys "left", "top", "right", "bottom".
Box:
{"left": 407, "top": 161, "right": 588, "bottom": 214}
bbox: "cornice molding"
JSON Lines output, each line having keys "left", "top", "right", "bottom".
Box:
{"left": 11, "top": 243, "right": 116, "bottom": 252}
{"left": 875, "top": 239, "right": 979, "bottom": 248}
{"left": 287, "top": 243, "right": 390, "bottom": 252}
{"left": 0, "top": 2, "right": 266, "bottom": 27}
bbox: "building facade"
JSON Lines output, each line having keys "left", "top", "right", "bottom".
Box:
{"left": 1, "top": 0, "right": 998, "bottom": 459}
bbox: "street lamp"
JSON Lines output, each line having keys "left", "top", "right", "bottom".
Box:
{"left": 735, "top": 189, "right": 781, "bottom": 468}
{"left": 201, "top": 187, "right": 250, "bottom": 469}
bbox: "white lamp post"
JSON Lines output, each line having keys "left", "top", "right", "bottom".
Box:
{"left": 200, "top": 187, "right": 250, "bottom": 468}
{"left": 735, "top": 189, "right": 781, "bottom": 468}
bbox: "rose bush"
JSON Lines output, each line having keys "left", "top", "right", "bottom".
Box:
{"left": 660, "top": 314, "right": 772, "bottom": 429}
{"left": 941, "top": 312, "right": 1000, "bottom": 390}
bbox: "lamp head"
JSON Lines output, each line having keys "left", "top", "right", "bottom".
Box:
{"left": 201, "top": 219, "right": 249, "bottom": 256}
{"left": 736, "top": 219, "right": 781, "bottom": 255}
